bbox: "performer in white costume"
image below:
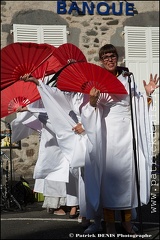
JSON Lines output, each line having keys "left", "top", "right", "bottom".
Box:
{"left": 11, "top": 102, "right": 67, "bottom": 215}
{"left": 18, "top": 73, "right": 92, "bottom": 218}
{"left": 14, "top": 88, "right": 88, "bottom": 218}
{"left": 80, "top": 44, "right": 159, "bottom": 234}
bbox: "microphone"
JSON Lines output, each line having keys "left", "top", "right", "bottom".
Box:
{"left": 69, "top": 110, "right": 79, "bottom": 124}
{"left": 122, "top": 70, "right": 133, "bottom": 77}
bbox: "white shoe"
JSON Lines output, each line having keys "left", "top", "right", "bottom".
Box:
{"left": 84, "top": 223, "right": 103, "bottom": 234}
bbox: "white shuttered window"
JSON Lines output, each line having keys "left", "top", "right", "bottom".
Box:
{"left": 124, "top": 26, "right": 159, "bottom": 125}
{"left": 13, "top": 24, "right": 67, "bottom": 47}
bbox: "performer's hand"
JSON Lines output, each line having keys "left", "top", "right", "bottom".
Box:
{"left": 72, "top": 123, "right": 85, "bottom": 134}
{"left": 143, "top": 74, "right": 159, "bottom": 96}
{"left": 16, "top": 106, "right": 28, "bottom": 112}
{"left": 67, "top": 59, "right": 76, "bottom": 64}
{"left": 20, "top": 74, "right": 39, "bottom": 85}
{"left": 89, "top": 87, "right": 100, "bottom": 107}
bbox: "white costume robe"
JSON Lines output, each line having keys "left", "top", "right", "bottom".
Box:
{"left": 34, "top": 83, "right": 91, "bottom": 215}
{"left": 81, "top": 74, "right": 153, "bottom": 218}
{"left": 11, "top": 100, "right": 79, "bottom": 207}
{"left": 36, "top": 81, "right": 89, "bottom": 169}
{"left": 31, "top": 115, "right": 70, "bottom": 183}
{"left": 11, "top": 100, "right": 43, "bottom": 143}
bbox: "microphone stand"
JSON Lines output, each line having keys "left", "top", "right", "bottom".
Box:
{"left": 8, "top": 122, "right": 13, "bottom": 193}
{"left": 128, "top": 75, "right": 143, "bottom": 234}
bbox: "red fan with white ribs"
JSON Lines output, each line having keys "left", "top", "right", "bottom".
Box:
{"left": 57, "top": 62, "right": 128, "bottom": 94}
{"left": 1, "top": 61, "right": 48, "bottom": 118}
{"left": 1, "top": 42, "right": 54, "bottom": 90}
{"left": 1, "top": 81, "right": 41, "bottom": 118}
{"left": 53, "top": 43, "right": 87, "bottom": 67}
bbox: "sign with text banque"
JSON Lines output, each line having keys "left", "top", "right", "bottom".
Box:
{"left": 57, "top": 1, "right": 135, "bottom": 16}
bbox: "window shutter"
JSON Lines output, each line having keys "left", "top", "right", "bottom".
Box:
{"left": 41, "top": 25, "right": 67, "bottom": 47}
{"left": 125, "top": 27, "right": 148, "bottom": 59}
{"left": 13, "top": 24, "right": 41, "bottom": 43}
{"left": 124, "top": 26, "right": 159, "bottom": 125}
{"left": 150, "top": 28, "right": 159, "bottom": 59}
{"left": 124, "top": 26, "right": 159, "bottom": 84}
{"left": 13, "top": 24, "right": 67, "bottom": 47}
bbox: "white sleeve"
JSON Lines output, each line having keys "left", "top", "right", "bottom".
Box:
{"left": 81, "top": 103, "right": 103, "bottom": 145}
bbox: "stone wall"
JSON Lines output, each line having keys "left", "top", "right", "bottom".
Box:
{"left": 1, "top": 1, "right": 159, "bottom": 180}
{"left": 1, "top": 1, "right": 159, "bottom": 63}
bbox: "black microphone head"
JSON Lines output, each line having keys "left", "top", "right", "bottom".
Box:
{"left": 69, "top": 110, "right": 79, "bottom": 124}
{"left": 117, "top": 66, "right": 129, "bottom": 76}
{"left": 122, "top": 70, "right": 133, "bottom": 77}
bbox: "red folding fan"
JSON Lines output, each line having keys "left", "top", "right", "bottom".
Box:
{"left": 57, "top": 62, "right": 128, "bottom": 94}
{"left": 44, "top": 44, "right": 62, "bottom": 76}
{"left": 1, "top": 60, "right": 48, "bottom": 118}
{"left": 31, "top": 61, "right": 48, "bottom": 79}
{"left": 53, "top": 43, "right": 87, "bottom": 67}
{"left": 1, "top": 42, "right": 54, "bottom": 90}
{"left": 1, "top": 81, "right": 41, "bottom": 118}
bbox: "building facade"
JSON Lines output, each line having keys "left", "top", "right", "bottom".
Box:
{"left": 1, "top": 1, "right": 159, "bottom": 179}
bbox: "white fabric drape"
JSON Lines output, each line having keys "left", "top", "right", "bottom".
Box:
{"left": 37, "top": 82, "right": 89, "bottom": 169}
{"left": 81, "top": 74, "right": 153, "bottom": 218}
